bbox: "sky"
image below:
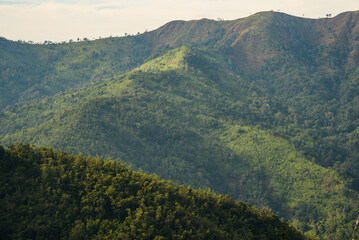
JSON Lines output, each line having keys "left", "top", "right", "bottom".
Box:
{"left": 0, "top": 0, "right": 358, "bottom": 42}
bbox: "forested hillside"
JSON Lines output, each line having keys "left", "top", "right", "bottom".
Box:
{"left": 3, "top": 10, "right": 358, "bottom": 109}
{"left": 1, "top": 10, "right": 359, "bottom": 239}
{"left": 0, "top": 143, "right": 306, "bottom": 240}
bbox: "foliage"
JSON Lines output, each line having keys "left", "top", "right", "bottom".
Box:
{"left": 0, "top": 143, "right": 306, "bottom": 240}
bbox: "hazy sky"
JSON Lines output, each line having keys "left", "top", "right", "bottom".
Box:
{"left": 0, "top": 0, "right": 358, "bottom": 42}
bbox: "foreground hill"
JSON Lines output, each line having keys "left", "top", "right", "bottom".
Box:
{"left": 0, "top": 143, "right": 306, "bottom": 240}
{"left": 1, "top": 46, "right": 359, "bottom": 239}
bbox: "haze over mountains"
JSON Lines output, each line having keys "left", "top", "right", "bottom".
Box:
{"left": 1, "top": 10, "right": 359, "bottom": 239}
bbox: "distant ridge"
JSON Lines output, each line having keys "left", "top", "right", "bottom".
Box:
{"left": 1, "top": 10, "right": 359, "bottom": 107}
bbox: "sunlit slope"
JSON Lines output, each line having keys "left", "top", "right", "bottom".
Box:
{"left": 218, "top": 125, "right": 358, "bottom": 237}
{"left": 1, "top": 47, "right": 248, "bottom": 188}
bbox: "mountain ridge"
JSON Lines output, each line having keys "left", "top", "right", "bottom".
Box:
{"left": 1, "top": 10, "right": 359, "bottom": 107}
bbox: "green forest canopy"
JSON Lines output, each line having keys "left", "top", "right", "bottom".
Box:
{"left": 0, "top": 143, "right": 306, "bottom": 240}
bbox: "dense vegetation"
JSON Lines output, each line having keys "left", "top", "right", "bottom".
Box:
{"left": 0, "top": 35, "right": 160, "bottom": 108}
{"left": 1, "top": 10, "right": 359, "bottom": 239}
{"left": 0, "top": 143, "right": 306, "bottom": 239}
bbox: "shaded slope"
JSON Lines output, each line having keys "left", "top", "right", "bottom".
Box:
{"left": 0, "top": 36, "right": 154, "bottom": 108}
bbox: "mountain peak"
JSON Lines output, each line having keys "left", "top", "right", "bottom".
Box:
{"left": 137, "top": 46, "right": 192, "bottom": 72}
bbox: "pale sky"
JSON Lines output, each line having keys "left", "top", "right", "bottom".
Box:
{"left": 0, "top": 0, "right": 358, "bottom": 42}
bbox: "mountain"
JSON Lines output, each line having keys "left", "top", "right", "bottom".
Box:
{"left": 3, "top": 10, "right": 358, "bottom": 108}
{"left": 0, "top": 143, "right": 306, "bottom": 239}
{"left": 1, "top": 10, "right": 359, "bottom": 239}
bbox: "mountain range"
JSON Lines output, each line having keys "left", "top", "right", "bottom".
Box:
{"left": 1, "top": 10, "right": 359, "bottom": 239}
